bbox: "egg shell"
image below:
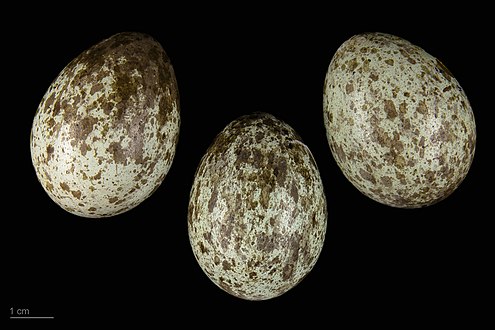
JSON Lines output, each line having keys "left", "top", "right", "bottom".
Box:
{"left": 188, "top": 112, "right": 327, "bottom": 300}
{"left": 30, "top": 32, "right": 180, "bottom": 218}
{"left": 323, "top": 32, "right": 476, "bottom": 208}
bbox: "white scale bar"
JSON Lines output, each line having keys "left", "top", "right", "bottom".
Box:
{"left": 10, "top": 316, "right": 54, "bottom": 319}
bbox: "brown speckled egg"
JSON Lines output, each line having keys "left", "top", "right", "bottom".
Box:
{"left": 323, "top": 32, "right": 476, "bottom": 208}
{"left": 188, "top": 113, "right": 327, "bottom": 300}
{"left": 30, "top": 32, "right": 180, "bottom": 218}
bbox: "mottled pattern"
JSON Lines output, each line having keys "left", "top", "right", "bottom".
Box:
{"left": 30, "top": 32, "right": 180, "bottom": 218}
{"left": 323, "top": 32, "right": 476, "bottom": 208}
{"left": 188, "top": 113, "right": 327, "bottom": 300}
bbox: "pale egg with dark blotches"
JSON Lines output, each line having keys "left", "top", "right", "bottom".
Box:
{"left": 188, "top": 112, "right": 327, "bottom": 300}
{"left": 323, "top": 32, "right": 476, "bottom": 208}
{"left": 30, "top": 32, "right": 180, "bottom": 218}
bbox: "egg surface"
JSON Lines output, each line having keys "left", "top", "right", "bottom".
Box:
{"left": 188, "top": 113, "right": 327, "bottom": 300}
{"left": 30, "top": 32, "right": 180, "bottom": 218}
{"left": 323, "top": 32, "right": 476, "bottom": 208}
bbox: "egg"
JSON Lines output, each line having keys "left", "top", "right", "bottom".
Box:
{"left": 30, "top": 32, "right": 180, "bottom": 218}
{"left": 323, "top": 32, "right": 476, "bottom": 208}
{"left": 188, "top": 113, "right": 327, "bottom": 300}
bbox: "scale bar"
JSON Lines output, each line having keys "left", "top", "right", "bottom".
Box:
{"left": 10, "top": 316, "right": 54, "bottom": 319}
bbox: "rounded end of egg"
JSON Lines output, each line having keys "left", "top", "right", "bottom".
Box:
{"left": 323, "top": 32, "right": 476, "bottom": 208}
{"left": 30, "top": 32, "right": 180, "bottom": 218}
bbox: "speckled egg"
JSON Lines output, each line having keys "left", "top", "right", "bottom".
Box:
{"left": 30, "top": 32, "right": 180, "bottom": 218}
{"left": 323, "top": 32, "right": 476, "bottom": 208}
{"left": 188, "top": 113, "right": 327, "bottom": 300}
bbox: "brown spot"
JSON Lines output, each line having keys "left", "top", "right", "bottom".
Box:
{"left": 385, "top": 59, "right": 394, "bottom": 66}
{"left": 443, "top": 85, "right": 452, "bottom": 92}
{"left": 417, "top": 100, "right": 428, "bottom": 115}
{"left": 45, "top": 182, "right": 54, "bottom": 192}
{"left": 384, "top": 100, "right": 397, "bottom": 119}
{"left": 432, "top": 123, "right": 455, "bottom": 143}
{"left": 80, "top": 142, "right": 90, "bottom": 156}
{"left": 394, "top": 154, "right": 406, "bottom": 169}
{"left": 235, "top": 149, "right": 250, "bottom": 167}
{"left": 109, "top": 196, "right": 119, "bottom": 203}
{"left": 60, "top": 182, "right": 70, "bottom": 192}
{"left": 282, "top": 264, "right": 294, "bottom": 280}
{"left": 71, "top": 190, "right": 82, "bottom": 199}
{"left": 103, "top": 102, "right": 114, "bottom": 115}
{"left": 208, "top": 186, "right": 218, "bottom": 212}
{"left": 46, "top": 145, "right": 54, "bottom": 162}
{"left": 345, "top": 83, "right": 354, "bottom": 94}
{"left": 251, "top": 149, "right": 263, "bottom": 168}
{"left": 108, "top": 142, "right": 127, "bottom": 165}
{"left": 347, "top": 58, "right": 359, "bottom": 71}
{"left": 46, "top": 117, "right": 56, "bottom": 130}
{"left": 399, "top": 101, "right": 407, "bottom": 115}
{"left": 424, "top": 170, "right": 436, "bottom": 182}
{"left": 370, "top": 73, "right": 379, "bottom": 81}
{"left": 359, "top": 168, "right": 376, "bottom": 184}
{"left": 311, "top": 213, "right": 318, "bottom": 227}
{"left": 255, "top": 131, "right": 264, "bottom": 143}
{"left": 91, "top": 170, "right": 102, "bottom": 180}
{"left": 256, "top": 233, "right": 276, "bottom": 253}
{"left": 381, "top": 176, "right": 393, "bottom": 188}
{"left": 395, "top": 170, "right": 407, "bottom": 185}
{"left": 222, "top": 260, "right": 231, "bottom": 271}
{"left": 90, "top": 82, "right": 103, "bottom": 94}
{"left": 273, "top": 158, "right": 287, "bottom": 186}
{"left": 290, "top": 182, "right": 299, "bottom": 203}
{"left": 88, "top": 207, "right": 97, "bottom": 212}
{"left": 199, "top": 242, "right": 208, "bottom": 254}
{"left": 69, "top": 116, "right": 98, "bottom": 145}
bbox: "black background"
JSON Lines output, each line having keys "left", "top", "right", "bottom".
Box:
{"left": 5, "top": 4, "right": 491, "bottom": 326}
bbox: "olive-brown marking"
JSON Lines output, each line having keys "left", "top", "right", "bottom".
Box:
{"left": 416, "top": 100, "right": 428, "bottom": 115}
{"left": 60, "top": 182, "right": 70, "bottom": 192}
{"left": 108, "top": 142, "right": 127, "bottom": 165}
{"left": 69, "top": 116, "right": 98, "bottom": 143}
{"left": 222, "top": 260, "right": 232, "bottom": 271}
{"left": 71, "top": 190, "right": 82, "bottom": 199}
{"left": 108, "top": 196, "right": 118, "bottom": 203}
{"left": 282, "top": 264, "right": 294, "bottom": 281}
{"left": 346, "top": 83, "right": 354, "bottom": 94}
{"left": 384, "top": 100, "right": 397, "bottom": 119}
{"left": 90, "top": 82, "right": 103, "bottom": 95}
{"left": 273, "top": 158, "right": 288, "bottom": 186}
{"left": 46, "top": 145, "right": 54, "bottom": 162}
{"left": 208, "top": 186, "right": 218, "bottom": 212}
{"left": 347, "top": 58, "right": 359, "bottom": 71}
{"left": 290, "top": 182, "right": 299, "bottom": 203}
{"left": 359, "top": 168, "right": 376, "bottom": 184}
